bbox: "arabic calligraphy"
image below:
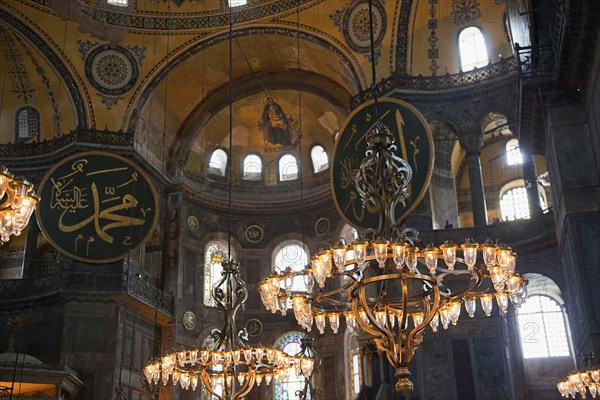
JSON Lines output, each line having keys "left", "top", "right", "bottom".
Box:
{"left": 331, "top": 98, "right": 434, "bottom": 230}
{"left": 36, "top": 152, "right": 159, "bottom": 263}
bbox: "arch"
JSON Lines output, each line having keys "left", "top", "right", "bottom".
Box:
{"left": 126, "top": 26, "right": 362, "bottom": 146}
{"left": 242, "top": 153, "right": 263, "bottom": 181}
{"left": 310, "top": 145, "right": 329, "bottom": 173}
{"left": 279, "top": 154, "right": 299, "bottom": 182}
{"left": 0, "top": 9, "right": 90, "bottom": 128}
{"left": 15, "top": 106, "right": 40, "bottom": 143}
{"left": 274, "top": 331, "right": 306, "bottom": 400}
{"left": 208, "top": 148, "right": 227, "bottom": 177}
{"left": 458, "top": 26, "right": 489, "bottom": 72}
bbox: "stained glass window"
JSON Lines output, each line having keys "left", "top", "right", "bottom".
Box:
{"left": 274, "top": 332, "right": 308, "bottom": 400}
{"left": 273, "top": 241, "right": 309, "bottom": 292}
{"left": 228, "top": 0, "right": 247, "bottom": 7}
{"left": 459, "top": 26, "right": 488, "bottom": 72}
{"left": 517, "top": 295, "right": 570, "bottom": 358}
{"left": 243, "top": 154, "right": 262, "bottom": 181}
{"left": 310, "top": 145, "right": 329, "bottom": 173}
{"left": 203, "top": 240, "right": 234, "bottom": 306}
{"left": 15, "top": 107, "right": 40, "bottom": 143}
{"left": 279, "top": 154, "right": 298, "bottom": 181}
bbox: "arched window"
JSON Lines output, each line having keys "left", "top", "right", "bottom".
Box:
{"left": 273, "top": 241, "right": 309, "bottom": 292}
{"left": 506, "top": 138, "right": 522, "bottom": 165}
{"left": 15, "top": 107, "right": 40, "bottom": 143}
{"left": 458, "top": 26, "right": 488, "bottom": 72}
{"left": 517, "top": 295, "right": 571, "bottom": 358}
{"left": 107, "top": 0, "right": 128, "bottom": 6}
{"left": 228, "top": 0, "right": 247, "bottom": 7}
{"left": 310, "top": 145, "right": 329, "bottom": 173}
{"left": 274, "top": 332, "right": 307, "bottom": 400}
{"left": 344, "top": 330, "right": 362, "bottom": 400}
{"left": 208, "top": 149, "right": 227, "bottom": 176}
{"left": 500, "top": 185, "right": 530, "bottom": 221}
{"left": 242, "top": 154, "right": 262, "bottom": 181}
{"left": 279, "top": 154, "right": 298, "bottom": 181}
{"left": 203, "top": 240, "right": 235, "bottom": 306}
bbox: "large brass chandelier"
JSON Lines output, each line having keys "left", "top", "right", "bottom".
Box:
{"left": 144, "top": 260, "right": 314, "bottom": 399}
{"left": 259, "top": 119, "right": 529, "bottom": 394}
{"left": 0, "top": 166, "right": 39, "bottom": 243}
{"left": 259, "top": 0, "right": 527, "bottom": 394}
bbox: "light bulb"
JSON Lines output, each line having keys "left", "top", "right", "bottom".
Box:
{"left": 440, "top": 241, "right": 456, "bottom": 270}
{"left": 430, "top": 313, "right": 439, "bottom": 332}
{"left": 372, "top": 239, "right": 389, "bottom": 269}
{"left": 480, "top": 294, "right": 493, "bottom": 316}
{"left": 344, "top": 311, "right": 356, "bottom": 331}
{"left": 352, "top": 241, "right": 368, "bottom": 266}
{"left": 423, "top": 244, "right": 438, "bottom": 275}
{"left": 462, "top": 239, "right": 479, "bottom": 270}
{"left": 464, "top": 296, "right": 477, "bottom": 317}
{"left": 406, "top": 248, "right": 418, "bottom": 273}
{"left": 411, "top": 312, "right": 424, "bottom": 327}
{"left": 333, "top": 241, "right": 348, "bottom": 273}
{"left": 391, "top": 242, "right": 406, "bottom": 270}
{"left": 315, "top": 314, "right": 326, "bottom": 334}
{"left": 481, "top": 238, "right": 497, "bottom": 269}
{"left": 328, "top": 313, "right": 340, "bottom": 334}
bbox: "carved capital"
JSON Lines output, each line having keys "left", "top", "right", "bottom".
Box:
{"left": 459, "top": 133, "right": 484, "bottom": 154}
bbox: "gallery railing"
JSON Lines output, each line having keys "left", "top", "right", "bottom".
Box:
{"left": 0, "top": 269, "right": 173, "bottom": 316}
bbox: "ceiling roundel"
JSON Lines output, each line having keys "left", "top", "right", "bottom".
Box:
{"left": 84, "top": 44, "right": 139, "bottom": 96}
{"left": 342, "top": 0, "right": 386, "bottom": 54}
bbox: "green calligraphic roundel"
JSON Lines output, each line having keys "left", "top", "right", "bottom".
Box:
{"left": 36, "top": 151, "right": 159, "bottom": 263}
{"left": 331, "top": 98, "right": 434, "bottom": 230}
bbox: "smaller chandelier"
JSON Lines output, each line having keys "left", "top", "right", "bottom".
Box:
{"left": 0, "top": 166, "right": 39, "bottom": 243}
{"left": 144, "top": 260, "right": 314, "bottom": 400}
{"left": 557, "top": 354, "right": 600, "bottom": 398}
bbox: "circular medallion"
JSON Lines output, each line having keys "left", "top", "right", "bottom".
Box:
{"left": 183, "top": 311, "right": 196, "bottom": 331}
{"left": 315, "top": 217, "right": 330, "bottom": 235}
{"left": 343, "top": 0, "right": 387, "bottom": 53}
{"left": 187, "top": 215, "right": 199, "bottom": 232}
{"left": 331, "top": 98, "right": 434, "bottom": 230}
{"left": 245, "top": 225, "right": 263, "bottom": 243}
{"left": 85, "top": 45, "right": 139, "bottom": 95}
{"left": 36, "top": 151, "right": 159, "bottom": 263}
{"left": 246, "top": 319, "right": 263, "bottom": 337}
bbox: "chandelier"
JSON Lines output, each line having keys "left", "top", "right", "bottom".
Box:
{"left": 557, "top": 354, "right": 600, "bottom": 398}
{"left": 0, "top": 165, "right": 39, "bottom": 243}
{"left": 259, "top": 1, "right": 527, "bottom": 393}
{"left": 144, "top": 260, "right": 315, "bottom": 399}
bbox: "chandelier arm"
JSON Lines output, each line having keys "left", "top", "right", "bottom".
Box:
{"left": 232, "top": 368, "right": 256, "bottom": 400}
{"left": 437, "top": 268, "right": 484, "bottom": 300}
{"left": 201, "top": 368, "right": 225, "bottom": 400}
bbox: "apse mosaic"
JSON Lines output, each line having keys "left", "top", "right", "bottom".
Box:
{"left": 186, "top": 90, "right": 345, "bottom": 178}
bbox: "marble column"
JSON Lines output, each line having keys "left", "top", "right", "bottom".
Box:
{"left": 460, "top": 134, "right": 488, "bottom": 227}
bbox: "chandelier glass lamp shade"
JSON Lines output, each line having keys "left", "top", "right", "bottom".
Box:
{"left": 557, "top": 355, "right": 600, "bottom": 398}
{"left": 259, "top": 119, "right": 529, "bottom": 395}
{"left": 144, "top": 260, "right": 313, "bottom": 399}
{"left": 0, "top": 165, "right": 39, "bottom": 243}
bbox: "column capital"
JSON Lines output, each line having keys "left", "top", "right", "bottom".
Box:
{"left": 459, "top": 133, "right": 484, "bottom": 154}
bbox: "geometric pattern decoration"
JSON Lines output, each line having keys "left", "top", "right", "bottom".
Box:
{"left": 84, "top": 44, "right": 139, "bottom": 96}
{"left": 342, "top": 0, "right": 386, "bottom": 54}
{"left": 451, "top": 0, "right": 482, "bottom": 25}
